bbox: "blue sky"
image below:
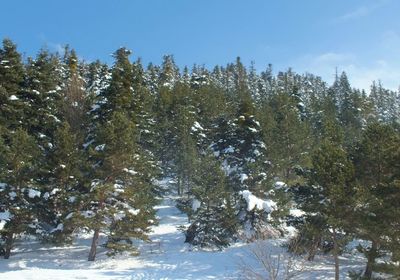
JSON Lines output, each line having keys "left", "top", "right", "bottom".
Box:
{"left": 1, "top": 0, "right": 400, "bottom": 90}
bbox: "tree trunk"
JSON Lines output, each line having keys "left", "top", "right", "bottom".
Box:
{"left": 332, "top": 228, "right": 340, "bottom": 280}
{"left": 307, "top": 237, "right": 319, "bottom": 261}
{"left": 4, "top": 232, "right": 14, "bottom": 259}
{"left": 88, "top": 229, "right": 100, "bottom": 261}
{"left": 364, "top": 240, "right": 378, "bottom": 279}
{"left": 177, "top": 177, "right": 182, "bottom": 196}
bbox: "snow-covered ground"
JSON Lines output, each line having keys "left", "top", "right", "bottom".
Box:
{"left": 0, "top": 196, "right": 364, "bottom": 279}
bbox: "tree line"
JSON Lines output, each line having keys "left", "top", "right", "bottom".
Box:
{"left": 0, "top": 38, "right": 399, "bottom": 279}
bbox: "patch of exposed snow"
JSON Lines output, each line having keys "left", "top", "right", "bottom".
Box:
{"left": 9, "top": 191, "right": 17, "bottom": 199}
{"left": 240, "top": 190, "right": 277, "bottom": 213}
{"left": 0, "top": 210, "right": 12, "bottom": 221}
{"left": 239, "top": 173, "right": 249, "bottom": 183}
{"left": 81, "top": 210, "right": 95, "bottom": 218}
{"left": 289, "top": 209, "right": 305, "bottom": 217}
{"left": 191, "top": 121, "right": 204, "bottom": 132}
{"left": 223, "top": 146, "right": 234, "bottom": 154}
{"left": 128, "top": 209, "right": 140, "bottom": 215}
{"left": 275, "top": 181, "right": 287, "bottom": 189}
{"left": 50, "top": 223, "right": 64, "bottom": 233}
{"left": 28, "top": 188, "right": 41, "bottom": 198}
{"left": 123, "top": 168, "right": 137, "bottom": 175}
{"left": 95, "top": 144, "right": 106, "bottom": 151}
{"left": 83, "top": 139, "right": 94, "bottom": 149}
{"left": 192, "top": 199, "right": 201, "bottom": 212}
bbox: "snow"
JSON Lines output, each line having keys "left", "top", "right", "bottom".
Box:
{"left": 114, "top": 212, "right": 126, "bottom": 221}
{"left": 248, "top": 127, "right": 258, "bottom": 133}
{"left": 81, "top": 210, "right": 95, "bottom": 218}
{"left": 223, "top": 146, "right": 234, "bottom": 154}
{"left": 0, "top": 210, "right": 12, "bottom": 221}
{"left": 239, "top": 190, "right": 277, "bottom": 213}
{"left": 275, "top": 181, "right": 287, "bottom": 189}
{"left": 0, "top": 220, "right": 6, "bottom": 230}
{"left": 192, "top": 199, "right": 201, "bottom": 212}
{"left": 239, "top": 173, "right": 248, "bottom": 183}
{"left": 83, "top": 139, "right": 94, "bottom": 149}
{"left": 0, "top": 210, "right": 12, "bottom": 230}
{"left": 0, "top": 190, "right": 366, "bottom": 279}
{"left": 28, "top": 189, "right": 41, "bottom": 198}
{"left": 91, "top": 104, "right": 100, "bottom": 111}
{"left": 290, "top": 209, "right": 305, "bottom": 217}
{"left": 128, "top": 208, "right": 140, "bottom": 215}
{"left": 95, "top": 144, "right": 106, "bottom": 151}
{"left": 50, "top": 223, "right": 64, "bottom": 233}
{"left": 9, "top": 191, "right": 17, "bottom": 199}
{"left": 123, "top": 168, "right": 138, "bottom": 175}
{"left": 191, "top": 121, "right": 204, "bottom": 132}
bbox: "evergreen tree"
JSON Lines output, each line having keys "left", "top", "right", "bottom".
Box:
{"left": 40, "top": 122, "right": 87, "bottom": 243}
{"left": 299, "top": 131, "right": 355, "bottom": 280}
{"left": 0, "top": 129, "right": 40, "bottom": 259}
{"left": 352, "top": 122, "right": 400, "bottom": 279}
{"left": 85, "top": 112, "right": 157, "bottom": 260}
{"left": 262, "top": 87, "right": 311, "bottom": 182}
{"left": 0, "top": 38, "right": 25, "bottom": 129}
{"left": 185, "top": 153, "right": 237, "bottom": 248}
{"left": 84, "top": 48, "right": 158, "bottom": 261}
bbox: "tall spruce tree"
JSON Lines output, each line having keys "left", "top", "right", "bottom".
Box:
{"left": 0, "top": 129, "right": 40, "bottom": 259}
{"left": 0, "top": 38, "right": 25, "bottom": 129}
{"left": 85, "top": 48, "right": 158, "bottom": 261}
{"left": 185, "top": 153, "right": 238, "bottom": 248}
{"left": 299, "top": 121, "right": 355, "bottom": 280}
{"left": 352, "top": 122, "right": 400, "bottom": 279}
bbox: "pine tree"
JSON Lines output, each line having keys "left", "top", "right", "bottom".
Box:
{"left": 262, "top": 87, "right": 311, "bottom": 183}
{"left": 84, "top": 48, "right": 158, "bottom": 261}
{"left": 185, "top": 153, "right": 237, "bottom": 248}
{"left": 0, "top": 129, "right": 40, "bottom": 259}
{"left": 0, "top": 38, "right": 25, "bottom": 129}
{"left": 300, "top": 131, "right": 354, "bottom": 280}
{"left": 86, "top": 112, "right": 157, "bottom": 260}
{"left": 40, "top": 122, "right": 87, "bottom": 244}
{"left": 352, "top": 122, "right": 400, "bottom": 279}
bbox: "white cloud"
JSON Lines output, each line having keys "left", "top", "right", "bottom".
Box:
{"left": 294, "top": 51, "right": 400, "bottom": 91}
{"left": 48, "top": 42, "right": 64, "bottom": 54}
{"left": 335, "top": 0, "right": 389, "bottom": 22}
{"left": 338, "top": 6, "right": 371, "bottom": 21}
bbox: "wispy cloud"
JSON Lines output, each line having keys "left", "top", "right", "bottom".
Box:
{"left": 294, "top": 50, "right": 400, "bottom": 91}
{"left": 338, "top": 6, "right": 371, "bottom": 21}
{"left": 335, "top": 0, "right": 389, "bottom": 22}
{"left": 37, "top": 33, "right": 65, "bottom": 55}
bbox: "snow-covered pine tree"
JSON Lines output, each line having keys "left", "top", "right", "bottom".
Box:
{"left": 209, "top": 67, "right": 282, "bottom": 240}
{"left": 0, "top": 128, "right": 40, "bottom": 259}
{"left": 296, "top": 120, "right": 355, "bottom": 280}
{"left": 0, "top": 38, "right": 25, "bottom": 130}
{"left": 352, "top": 122, "right": 400, "bottom": 279}
{"left": 40, "top": 122, "right": 87, "bottom": 244}
{"left": 84, "top": 48, "right": 158, "bottom": 261}
{"left": 185, "top": 153, "right": 238, "bottom": 248}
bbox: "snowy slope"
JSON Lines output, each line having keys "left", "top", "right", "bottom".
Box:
{"left": 0, "top": 195, "right": 364, "bottom": 279}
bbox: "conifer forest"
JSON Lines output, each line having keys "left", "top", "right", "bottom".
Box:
{"left": 0, "top": 38, "right": 399, "bottom": 279}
